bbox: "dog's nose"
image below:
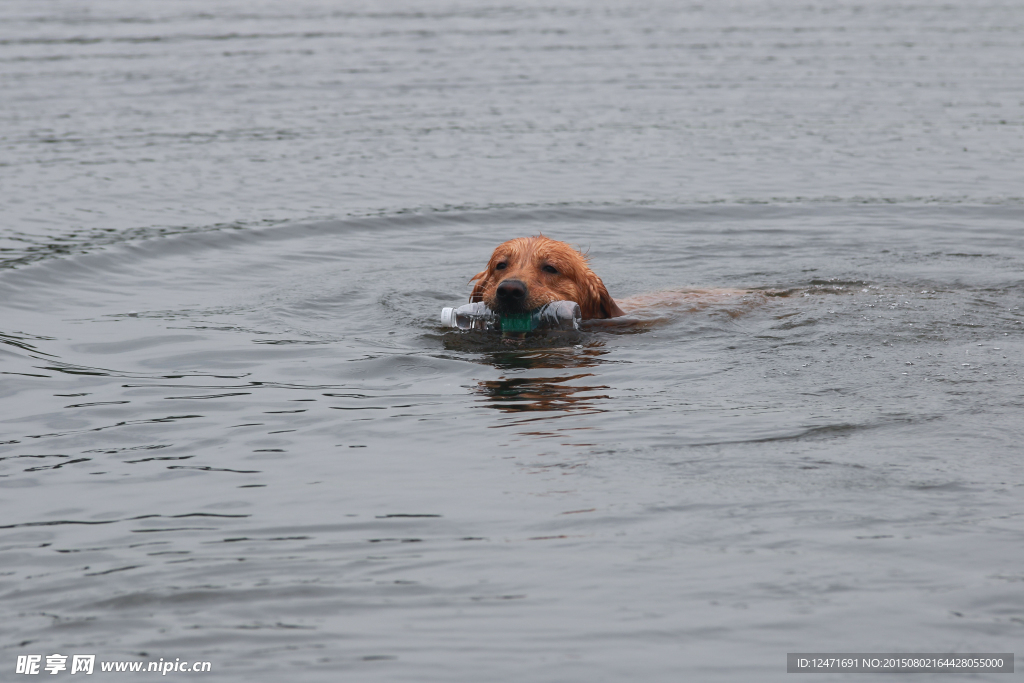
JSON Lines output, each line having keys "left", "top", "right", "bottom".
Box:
{"left": 496, "top": 279, "right": 528, "bottom": 303}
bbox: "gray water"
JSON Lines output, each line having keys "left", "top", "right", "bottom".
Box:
{"left": 1, "top": 1, "right": 1023, "bottom": 681}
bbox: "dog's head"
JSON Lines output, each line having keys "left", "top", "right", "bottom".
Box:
{"left": 469, "top": 236, "right": 624, "bottom": 320}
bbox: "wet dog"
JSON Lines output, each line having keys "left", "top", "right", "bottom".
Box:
{"left": 469, "top": 236, "right": 774, "bottom": 325}
{"left": 469, "top": 235, "right": 625, "bottom": 320}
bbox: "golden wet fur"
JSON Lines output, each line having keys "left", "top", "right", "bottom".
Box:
{"left": 470, "top": 236, "right": 625, "bottom": 320}
{"left": 470, "top": 236, "right": 775, "bottom": 322}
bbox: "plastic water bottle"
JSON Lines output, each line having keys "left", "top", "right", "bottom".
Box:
{"left": 441, "top": 300, "right": 581, "bottom": 333}
{"left": 440, "top": 301, "right": 497, "bottom": 331}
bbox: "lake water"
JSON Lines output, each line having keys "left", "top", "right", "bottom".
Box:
{"left": 1, "top": 1, "right": 1022, "bottom": 681}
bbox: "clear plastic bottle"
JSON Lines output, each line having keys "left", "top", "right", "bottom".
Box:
{"left": 441, "top": 300, "right": 581, "bottom": 333}
{"left": 440, "top": 301, "right": 497, "bottom": 331}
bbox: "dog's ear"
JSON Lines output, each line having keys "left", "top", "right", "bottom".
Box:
{"left": 469, "top": 270, "right": 489, "bottom": 303}
{"left": 579, "top": 272, "right": 625, "bottom": 319}
{"left": 599, "top": 286, "right": 626, "bottom": 319}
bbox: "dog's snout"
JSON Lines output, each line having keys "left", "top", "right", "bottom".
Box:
{"left": 496, "top": 279, "right": 528, "bottom": 303}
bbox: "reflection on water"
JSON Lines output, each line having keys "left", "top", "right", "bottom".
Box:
{"left": 475, "top": 374, "right": 610, "bottom": 414}
{"left": 474, "top": 347, "right": 611, "bottom": 415}
{"left": 484, "top": 346, "right": 608, "bottom": 371}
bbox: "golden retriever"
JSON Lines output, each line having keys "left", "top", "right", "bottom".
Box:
{"left": 470, "top": 236, "right": 775, "bottom": 324}
{"left": 470, "top": 235, "right": 625, "bottom": 320}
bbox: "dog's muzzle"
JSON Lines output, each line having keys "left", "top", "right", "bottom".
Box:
{"left": 494, "top": 279, "right": 529, "bottom": 312}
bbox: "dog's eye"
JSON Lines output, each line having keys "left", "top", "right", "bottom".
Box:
{"left": 495, "top": 262, "right": 507, "bottom": 270}
{"left": 543, "top": 265, "right": 559, "bottom": 275}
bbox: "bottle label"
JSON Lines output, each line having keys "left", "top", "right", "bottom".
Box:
{"left": 498, "top": 313, "right": 536, "bottom": 333}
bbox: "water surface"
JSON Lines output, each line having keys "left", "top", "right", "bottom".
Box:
{"left": 1, "top": 1, "right": 1022, "bottom": 681}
